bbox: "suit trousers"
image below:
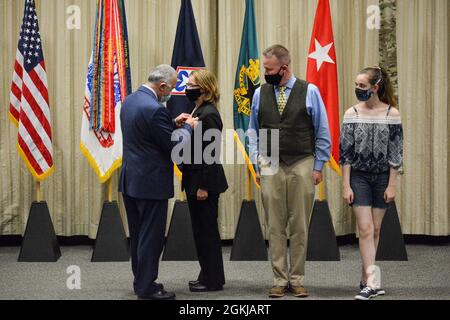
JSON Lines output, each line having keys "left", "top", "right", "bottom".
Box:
{"left": 122, "top": 194, "right": 168, "bottom": 296}
{"left": 187, "top": 193, "right": 225, "bottom": 288}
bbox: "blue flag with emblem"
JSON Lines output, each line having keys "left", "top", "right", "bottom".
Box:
{"left": 233, "top": 0, "right": 260, "bottom": 186}
{"left": 167, "top": 0, "right": 206, "bottom": 118}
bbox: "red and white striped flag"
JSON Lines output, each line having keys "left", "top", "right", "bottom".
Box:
{"left": 8, "top": 0, "right": 53, "bottom": 181}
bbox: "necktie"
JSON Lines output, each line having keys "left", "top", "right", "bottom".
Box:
{"left": 278, "top": 86, "right": 287, "bottom": 115}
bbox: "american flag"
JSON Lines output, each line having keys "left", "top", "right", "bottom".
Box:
{"left": 9, "top": 0, "right": 54, "bottom": 180}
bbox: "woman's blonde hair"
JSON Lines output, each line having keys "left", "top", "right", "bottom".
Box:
{"left": 191, "top": 69, "right": 220, "bottom": 105}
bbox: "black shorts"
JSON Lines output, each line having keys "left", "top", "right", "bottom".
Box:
{"left": 350, "top": 170, "right": 389, "bottom": 209}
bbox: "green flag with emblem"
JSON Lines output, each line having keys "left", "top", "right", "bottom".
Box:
{"left": 233, "top": 0, "right": 260, "bottom": 186}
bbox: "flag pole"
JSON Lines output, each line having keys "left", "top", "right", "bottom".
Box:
{"left": 246, "top": 167, "right": 252, "bottom": 201}
{"left": 107, "top": 178, "right": 113, "bottom": 202}
{"left": 36, "top": 181, "right": 41, "bottom": 202}
{"left": 318, "top": 181, "right": 326, "bottom": 201}
{"left": 179, "top": 187, "right": 186, "bottom": 201}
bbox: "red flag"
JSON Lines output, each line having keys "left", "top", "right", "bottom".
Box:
{"left": 306, "top": 0, "right": 341, "bottom": 175}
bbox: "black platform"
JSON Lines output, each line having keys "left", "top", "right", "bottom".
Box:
{"left": 91, "top": 201, "right": 130, "bottom": 262}
{"left": 230, "top": 200, "right": 268, "bottom": 261}
{"left": 18, "top": 201, "right": 61, "bottom": 262}
{"left": 307, "top": 200, "right": 340, "bottom": 261}
{"left": 376, "top": 202, "right": 408, "bottom": 261}
{"left": 162, "top": 200, "right": 197, "bottom": 261}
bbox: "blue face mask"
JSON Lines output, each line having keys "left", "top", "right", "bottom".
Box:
{"left": 355, "top": 87, "right": 373, "bottom": 101}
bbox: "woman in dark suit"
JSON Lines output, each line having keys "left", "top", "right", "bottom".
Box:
{"left": 181, "top": 69, "right": 228, "bottom": 292}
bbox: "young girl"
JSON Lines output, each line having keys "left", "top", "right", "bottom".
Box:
{"left": 340, "top": 66, "right": 403, "bottom": 300}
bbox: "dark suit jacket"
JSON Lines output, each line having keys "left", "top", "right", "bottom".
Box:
{"left": 181, "top": 102, "right": 228, "bottom": 196}
{"left": 119, "top": 86, "right": 191, "bottom": 200}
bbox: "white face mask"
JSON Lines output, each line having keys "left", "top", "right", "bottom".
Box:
{"left": 159, "top": 94, "right": 172, "bottom": 103}
{"left": 159, "top": 84, "right": 173, "bottom": 103}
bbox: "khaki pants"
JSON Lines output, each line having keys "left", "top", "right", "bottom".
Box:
{"left": 260, "top": 156, "right": 315, "bottom": 287}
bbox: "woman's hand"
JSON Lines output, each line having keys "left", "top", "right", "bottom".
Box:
{"left": 186, "top": 117, "right": 199, "bottom": 129}
{"left": 197, "top": 188, "right": 208, "bottom": 201}
{"left": 384, "top": 185, "right": 396, "bottom": 203}
{"left": 175, "top": 113, "right": 191, "bottom": 128}
{"left": 343, "top": 185, "right": 354, "bottom": 205}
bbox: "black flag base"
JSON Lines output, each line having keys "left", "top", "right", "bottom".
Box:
{"left": 376, "top": 202, "right": 408, "bottom": 261}
{"left": 162, "top": 200, "right": 197, "bottom": 261}
{"left": 230, "top": 200, "right": 268, "bottom": 261}
{"left": 307, "top": 200, "right": 340, "bottom": 261}
{"left": 91, "top": 201, "right": 130, "bottom": 262}
{"left": 18, "top": 201, "right": 61, "bottom": 262}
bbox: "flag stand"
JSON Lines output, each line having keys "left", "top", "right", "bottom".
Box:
{"left": 231, "top": 166, "right": 268, "bottom": 261}
{"left": 376, "top": 201, "right": 408, "bottom": 261}
{"left": 91, "top": 178, "right": 129, "bottom": 262}
{"left": 307, "top": 177, "right": 340, "bottom": 261}
{"left": 18, "top": 181, "right": 61, "bottom": 262}
{"left": 161, "top": 0, "right": 203, "bottom": 261}
{"left": 163, "top": 184, "right": 197, "bottom": 261}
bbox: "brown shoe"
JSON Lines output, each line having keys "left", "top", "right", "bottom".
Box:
{"left": 268, "top": 286, "right": 288, "bottom": 298}
{"left": 290, "top": 286, "right": 309, "bottom": 298}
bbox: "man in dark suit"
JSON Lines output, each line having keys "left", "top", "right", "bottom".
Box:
{"left": 119, "top": 64, "right": 197, "bottom": 300}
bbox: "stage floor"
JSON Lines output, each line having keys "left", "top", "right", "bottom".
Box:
{"left": 0, "top": 244, "right": 449, "bottom": 300}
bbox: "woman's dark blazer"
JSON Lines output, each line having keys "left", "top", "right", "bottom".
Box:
{"left": 181, "top": 102, "right": 228, "bottom": 196}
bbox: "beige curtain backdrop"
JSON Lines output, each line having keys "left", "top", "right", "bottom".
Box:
{"left": 0, "top": 0, "right": 448, "bottom": 239}
{"left": 396, "top": 0, "right": 449, "bottom": 235}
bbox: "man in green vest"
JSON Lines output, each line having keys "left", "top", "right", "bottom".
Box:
{"left": 248, "top": 45, "right": 331, "bottom": 298}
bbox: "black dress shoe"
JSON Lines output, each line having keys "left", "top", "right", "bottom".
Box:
{"left": 189, "top": 283, "right": 223, "bottom": 292}
{"left": 189, "top": 280, "right": 200, "bottom": 287}
{"left": 138, "top": 289, "right": 176, "bottom": 300}
{"left": 135, "top": 283, "right": 163, "bottom": 295}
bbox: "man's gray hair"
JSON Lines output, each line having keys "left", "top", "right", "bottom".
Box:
{"left": 148, "top": 64, "right": 177, "bottom": 84}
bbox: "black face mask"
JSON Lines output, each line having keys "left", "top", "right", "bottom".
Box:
{"left": 355, "top": 87, "right": 373, "bottom": 102}
{"left": 185, "top": 88, "right": 202, "bottom": 102}
{"left": 264, "top": 67, "right": 284, "bottom": 86}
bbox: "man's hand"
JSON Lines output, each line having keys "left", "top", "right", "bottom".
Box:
{"left": 185, "top": 117, "right": 199, "bottom": 129}
{"left": 256, "top": 173, "right": 261, "bottom": 185}
{"left": 175, "top": 113, "right": 191, "bottom": 128}
{"left": 312, "top": 170, "right": 323, "bottom": 186}
{"left": 197, "top": 188, "right": 208, "bottom": 201}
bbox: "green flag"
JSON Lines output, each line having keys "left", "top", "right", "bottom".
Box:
{"left": 233, "top": 0, "right": 260, "bottom": 184}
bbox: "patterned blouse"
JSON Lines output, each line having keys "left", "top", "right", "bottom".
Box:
{"left": 340, "top": 106, "right": 403, "bottom": 174}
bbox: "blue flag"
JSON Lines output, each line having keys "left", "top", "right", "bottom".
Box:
{"left": 167, "top": 0, "right": 206, "bottom": 118}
